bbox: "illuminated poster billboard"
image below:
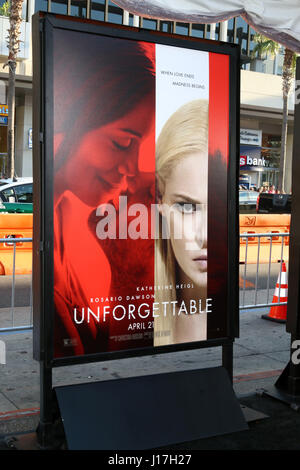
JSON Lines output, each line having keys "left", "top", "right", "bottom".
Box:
{"left": 32, "top": 13, "right": 240, "bottom": 365}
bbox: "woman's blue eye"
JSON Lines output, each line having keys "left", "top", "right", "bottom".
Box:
{"left": 175, "top": 202, "right": 197, "bottom": 214}
{"left": 112, "top": 137, "right": 133, "bottom": 150}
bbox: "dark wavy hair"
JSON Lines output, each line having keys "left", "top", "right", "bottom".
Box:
{"left": 53, "top": 29, "right": 155, "bottom": 172}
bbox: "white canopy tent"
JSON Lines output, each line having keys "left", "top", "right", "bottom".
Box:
{"left": 112, "top": 0, "right": 300, "bottom": 52}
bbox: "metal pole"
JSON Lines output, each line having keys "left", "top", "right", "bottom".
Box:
{"left": 242, "top": 236, "right": 249, "bottom": 307}
{"left": 11, "top": 242, "right": 16, "bottom": 327}
{"left": 254, "top": 237, "right": 261, "bottom": 306}
{"left": 222, "top": 342, "right": 233, "bottom": 383}
{"left": 37, "top": 360, "right": 54, "bottom": 449}
{"left": 266, "top": 236, "right": 273, "bottom": 304}
{"left": 29, "top": 275, "right": 33, "bottom": 326}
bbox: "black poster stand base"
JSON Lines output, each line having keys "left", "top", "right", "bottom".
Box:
{"left": 258, "top": 360, "right": 300, "bottom": 412}
{"left": 258, "top": 333, "right": 300, "bottom": 411}
{"left": 54, "top": 366, "right": 247, "bottom": 450}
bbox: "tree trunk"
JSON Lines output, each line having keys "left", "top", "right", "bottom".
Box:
{"left": 278, "top": 94, "right": 288, "bottom": 192}
{"left": 278, "top": 48, "right": 295, "bottom": 193}
{"left": 5, "top": 0, "right": 24, "bottom": 180}
{"left": 7, "top": 61, "right": 16, "bottom": 179}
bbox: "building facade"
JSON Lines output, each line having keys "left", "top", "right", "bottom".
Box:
{"left": 0, "top": 0, "right": 295, "bottom": 192}
{"left": 0, "top": 0, "right": 33, "bottom": 177}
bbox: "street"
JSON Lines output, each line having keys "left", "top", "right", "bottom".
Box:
{"left": 0, "top": 274, "right": 31, "bottom": 308}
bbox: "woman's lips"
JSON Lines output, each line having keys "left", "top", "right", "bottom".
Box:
{"left": 193, "top": 255, "right": 207, "bottom": 270}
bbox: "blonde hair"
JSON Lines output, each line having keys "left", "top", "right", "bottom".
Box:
{"left": 154, "top": 99, "right": 209, "bottom": 346}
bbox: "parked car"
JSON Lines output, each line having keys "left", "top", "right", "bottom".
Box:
{"left": 0, "top": 177, "right": 32, "bottom": 186}
{"left": 0, "top": 200, "right": 33, "bottom": 213}
{"left": 239, "top": 190, "right": 259, "bottom": 213}
{"left": 0, "top": 178, "right": 33, "bottom": 205}
{"left": 256, "top": 192, "right": 291, "bottom": 214}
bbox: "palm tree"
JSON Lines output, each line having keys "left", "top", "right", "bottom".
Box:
{"left": 278, "top": 49, "right": 297, "bottom": 193}
{"left": 251, "top": 33, "right": 280, "bottom": 60}
{"left": 252, "top": 33, "right": 297, "bottom": 193}
{"left": 251, "top": 33, "right": 279, "bottom": 72}
{"left": 3, "top": 0, "right": 24, "bottom": 180}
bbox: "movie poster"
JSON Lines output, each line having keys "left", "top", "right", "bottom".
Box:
{"left": 52, "top": 29, "right": 229, "bottom": 359}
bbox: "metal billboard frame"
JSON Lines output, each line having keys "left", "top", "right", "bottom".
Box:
{"left": 32, "top": 12, "right": 242, "bottom": 448}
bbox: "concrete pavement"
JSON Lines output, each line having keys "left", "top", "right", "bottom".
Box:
{"left": 0, "top": 304, "right": 292, "bottom": 443}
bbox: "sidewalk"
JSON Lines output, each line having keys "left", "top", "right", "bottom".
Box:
{"left": 0, "top": 305, "right": 296, "bottom": 450}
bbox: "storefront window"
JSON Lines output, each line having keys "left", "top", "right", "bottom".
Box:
{"left": 0, "top": 158, "right": 5, "bottom": 177}
{"left": 239, "top": 132, "right": 281, "bottom": 190}
{"left": 261, "top": 148, "right": 280, "bottom": 168}
{"left": 260, "top": 171, "right": 278, "bottom": 188}
{"left": 261, "top": 133, "right": 281, "bottom": 168}
{"left": 262, "top": 134, "right": 280, "bottom": 148}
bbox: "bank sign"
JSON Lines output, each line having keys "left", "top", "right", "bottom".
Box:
{"left": 240, "top": 145, "right": 267, "bottom": 170}
{"left": 240, "top": 154, "right": 267, "bottom": 168}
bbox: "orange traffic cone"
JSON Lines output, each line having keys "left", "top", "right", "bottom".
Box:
{"left": 262, "top": 261, "right": 288, "bottom": 323}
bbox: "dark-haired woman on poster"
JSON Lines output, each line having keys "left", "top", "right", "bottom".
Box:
{"left": 53, "top": 32, "right": 155, "bottom": 357}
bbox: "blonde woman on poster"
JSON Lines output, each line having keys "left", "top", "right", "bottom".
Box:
{"left": 154, "top": 99, "right": 209, "bottom": 346}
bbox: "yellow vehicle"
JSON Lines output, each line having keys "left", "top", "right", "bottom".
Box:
{"left": 0, "top": 213, "right": 33, "bottom": 275}
{"left": 240, "top": 214, "right": 290, "bottom": 264}
{"left": 0, "top": 212, "right": 291, "bottom": 274}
